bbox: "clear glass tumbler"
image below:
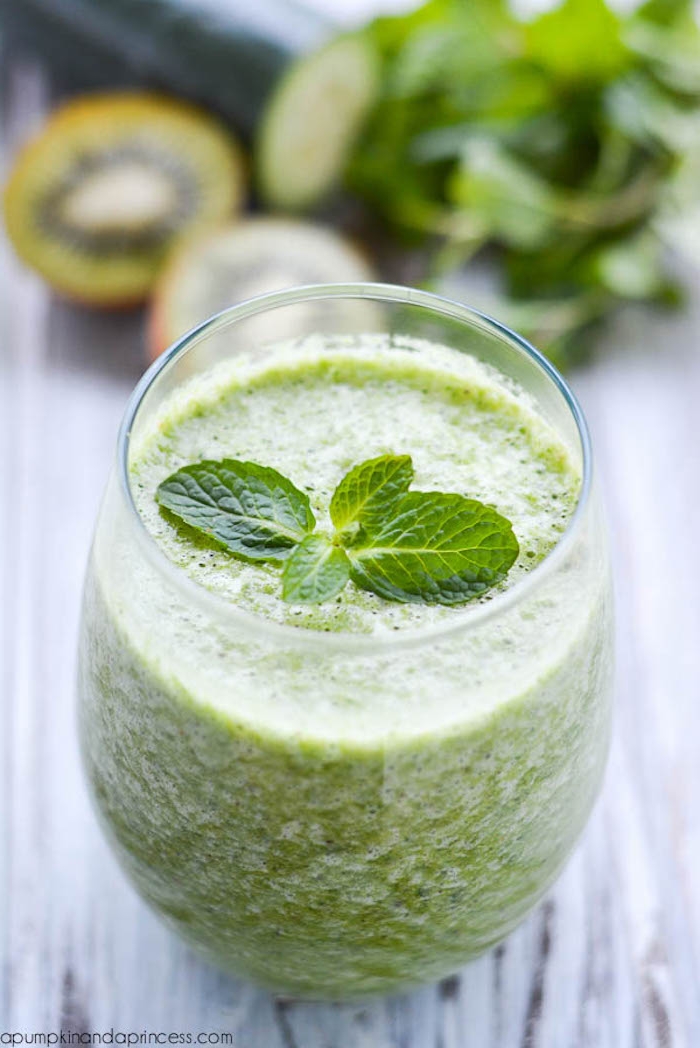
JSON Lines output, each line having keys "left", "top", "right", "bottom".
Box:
{"left": 78, "top": 284, "right": 614, "bottom": 999}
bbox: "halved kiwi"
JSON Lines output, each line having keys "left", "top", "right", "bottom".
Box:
{"left": 3, "top": 92, "right": 245, "bottom": 306}
{"left": 148, "top": 216, "right": 377, "bottom": 359}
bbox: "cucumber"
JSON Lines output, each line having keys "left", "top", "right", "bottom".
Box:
{"left": 148, "top": 216, "right": 377, "bottom": 359}
{"left": 257, "top": 34, "right": 380, "bottom": 211}
{"left": 0, "top": 0, "right": 330, "bottom": 135}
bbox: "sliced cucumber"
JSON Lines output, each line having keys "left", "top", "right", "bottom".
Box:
{"left": 148, "top": 216, "right": 377, "bottom": 359}
{"left": 257, "top": 35, "right": 380, "bottom": 211}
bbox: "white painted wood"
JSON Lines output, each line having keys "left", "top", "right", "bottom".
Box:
{"left": 2, "top": 60, "right": 700, "bottom": 1047}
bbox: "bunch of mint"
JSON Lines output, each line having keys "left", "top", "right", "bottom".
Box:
{"left": 348, "top": 0, "right": 700, "bottom": 366}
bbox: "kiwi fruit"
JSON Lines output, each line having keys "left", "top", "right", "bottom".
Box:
{"left": 3, "top": 92, "right": 245, "bottom": 306}
{"left": 148, "top": 216, "right": 377, "bottom": 359}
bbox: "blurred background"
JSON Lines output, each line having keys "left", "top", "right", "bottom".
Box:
{"left": 1, "top": 0, "right": 700, "bottom": 1045}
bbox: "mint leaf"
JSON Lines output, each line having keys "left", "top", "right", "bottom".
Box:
{"left": 524, "top": 0, "right": 631, "bottom": 82}
{"left": 282, "top": 535, "right": 351, "bottom": 604}
{"left": 330, "top": 454, "right": 413, "bottom": 534}
{"left": 156, "top": 459, "right": 314, "bottom": 562}
{"left": 347, "top": 492, "right": 519, "bottom": 604}
{"left": 449, "top": 138, "right": 560, "bottom": 250}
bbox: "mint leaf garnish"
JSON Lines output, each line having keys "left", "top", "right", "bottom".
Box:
{"left": 156, "top": 459, "right": 314, "bottom": 562}
{"left": 282, "top": 535, "right": 351, "bottom": 604}
{"left": 330, "top": 454, "right": 413, "bottom": 535}
{"left": 347, "top": 492, "right": 519, "bottom": 605}
{"left": 155, "top": 454, "right": 519, "bottom": 607}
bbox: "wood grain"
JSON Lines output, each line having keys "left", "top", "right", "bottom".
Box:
{"left": 2, "top": 61, "right": 699, "bottom": 1047}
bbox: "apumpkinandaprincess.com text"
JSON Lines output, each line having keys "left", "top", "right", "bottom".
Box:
{"left": 1, "top": 1033, "right": 236, "bottom": 1045}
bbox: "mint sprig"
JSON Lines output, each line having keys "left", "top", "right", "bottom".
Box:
{"left": 156, "top": 454, "right": 519, "bottom": 606}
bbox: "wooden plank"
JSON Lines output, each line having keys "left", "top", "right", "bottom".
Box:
{"left": 2, "top": 62, "right": 55, "bottom": 1032}
{"left": 575, "top": 296, "right": 700, "bottom": 1048}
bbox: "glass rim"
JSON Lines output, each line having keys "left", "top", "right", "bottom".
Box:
{"left": 117, "top": 282, "right": 593, "bottom": 653}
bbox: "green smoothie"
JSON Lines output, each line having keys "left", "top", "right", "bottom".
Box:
{"left": 79, "top": 333, "right": 613, "bottom": 997}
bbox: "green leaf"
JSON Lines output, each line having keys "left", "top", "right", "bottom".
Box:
{"left": 448, "top": 138, "right": 560, "bottom": 249}
{"left": 282, "top": 536, "right": 351, "bottom": 604}
{"left": 156, "top": 459, "right": 314, "bottom": 562}
{"left": 367, "top": 0, "right": 514, "bottom": 63}
{"left": 607, "top": 76, "right": 700, "bottom": 154}
{"left": 347, "top": 492, "right": 519, "bottom": 605}
{"left": 592, "top": 230, "right": 678, "bottom": 300}
{"left": 625, "top": 16, "right": 700, "bottom": 94}
{"left": 386, "top": 2, "right": 515, "bottom": 99}
{"left": 634, "top": 0, "right": 694, "bottom": 25}
{"left": 524, "top": 0, "right": 631, "bottom": 82}
{"left": 330, "top": 454, "right": 414, "bottom": 534}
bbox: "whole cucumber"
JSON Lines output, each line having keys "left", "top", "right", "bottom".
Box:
{"left": 0, "top": 0, "right": 331, "bottom": 134}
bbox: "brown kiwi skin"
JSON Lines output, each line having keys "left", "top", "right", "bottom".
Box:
{"left": 147, "top": 285, "right": 175, "bottom": 360}
{"left": 3, "top": 91, "right": 246, "bottom": 308}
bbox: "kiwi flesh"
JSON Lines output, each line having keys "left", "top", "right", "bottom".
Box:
{"left": 3, "top": 92, "right": 245, "bottom": 306}
{"left": 148, "top": 216, "right": 377, "bottom": 359}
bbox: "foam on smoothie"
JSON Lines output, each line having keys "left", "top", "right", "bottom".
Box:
{"left": 130, "top": 334, "right": 580, "bottom": 635}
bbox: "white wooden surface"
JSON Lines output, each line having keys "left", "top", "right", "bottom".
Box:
{"left": 2, "top": 62, "right": 700, "bottom": 1047}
